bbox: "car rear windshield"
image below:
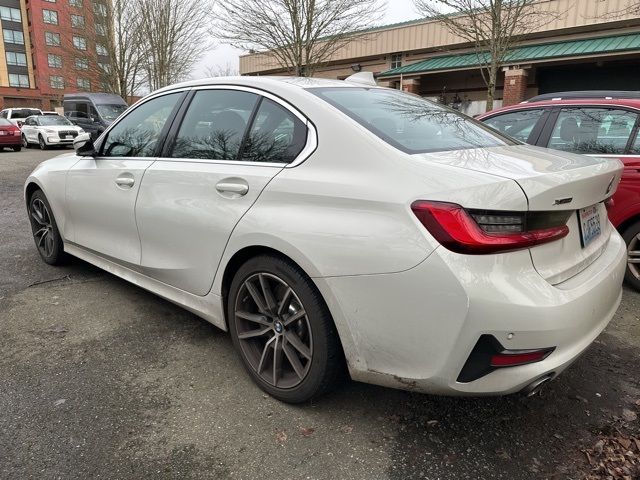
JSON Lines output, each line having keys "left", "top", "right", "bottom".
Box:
{"left": 0, "top": 118, "right": 13, "bottom": 126}
{"left": 310, "top": 87, "right": 515, "bottom": 154}
{"left": 11, "top": 109, "right": 41, "bottom": 119}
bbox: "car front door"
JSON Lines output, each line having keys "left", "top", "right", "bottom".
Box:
{"left": 65, "top": 91, "right": 185, "bottom": 264}
{"left": 135, "top": 87, "right": 310, "bottom": 296}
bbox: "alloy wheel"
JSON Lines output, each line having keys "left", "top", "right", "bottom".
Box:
{"left": 234, "top": 273, "right": 313, "bottom": 389}
{"left": 30, "top": 198, "right": 55, "bottom": 258}
{"left": 39, "top": 136, "right": 46, "bottom": 150}
{"left": 629, "top": 233, "right": 640, "bottom": 281}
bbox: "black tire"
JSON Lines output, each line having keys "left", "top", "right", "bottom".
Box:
{"left": 227, "top": 254, "right": 344, "bottom": 403}
{"left": 28, "top": 190, "right": 67, "bottom": 265}
{"left": 622, "top": 220, "right": 640, "bottom": 291}
{"left": 21, "top": 134, "right": 28, "bottom": 148}
{"left": 38, "top": 135, "right": 48, "bottom": 150}
{"left": 12, "top": 145, "right": 21, "bottom": 152}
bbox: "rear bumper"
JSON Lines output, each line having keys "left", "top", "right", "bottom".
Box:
{"left": 0, "top": 135, "right": 21, "bottom": 145}
{"left": 319, "top": 229, "right": 626, "bottom": 395}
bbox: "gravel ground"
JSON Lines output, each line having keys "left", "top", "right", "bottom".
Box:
{"left": 1, "top": 148, "right": 639, "bottom": 480}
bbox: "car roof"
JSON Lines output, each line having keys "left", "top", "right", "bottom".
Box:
{"left": 152, "top": 75, "right": 371, "bottom": 96}
{"left": 526, "top": 90, "right": 640, "bottom": 102}
{"left": 478, "top": 98, "right": 640, "bottom": 118}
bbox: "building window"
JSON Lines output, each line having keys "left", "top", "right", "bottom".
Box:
{"left": 93, "top": 2, "right": 107, "bottom": 16}
{"left": 71, "top": 14, "right": 85, "bottom": 28}
{"left": 390, "top": 53, "right": 402, "bottom": 69}
{"left": 48, "top": 54, "right": 63, "bottom": 68}
{"left": 43, "top": 9, "right": 59, "bottom": 24}
{"left": 44, "top": 0, "right": 57, "bottom": 2}
{"left": 50, "top": 75, "right": 64, "bottom": 89}
{"left": 9, "top": 74, "right": 29, "bottom": 88}
{"left": 73, "top": 35, "right": 87, "bottom": 50}
{"left": 95, "top": 23, "right": 107, "bottom": 36}
{"left": 45, "top": 31, "right": 61, "bottom": 46}
{"left": 3, "top": 30, "right": 24, "bottom": 45}
{"left": 6, "top": 52, "right": 27, "bottom": 66}
{"left": 77, "top": 77, "right": 90, "bottom": 90}
{"left": 96, "top": 43, "right": 107, "bottom": 56}
{"left": 75, "top": 57, "right": 89, "bottom": 70}
{"left": 70, "top": 0, "right": 83, "bottom": 6}
{"left": 0, "top": 7, "right": 22, "bottom": 22}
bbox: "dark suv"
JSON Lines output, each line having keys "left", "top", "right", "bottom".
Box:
{"left": 478, "top": 92, "right": 640, "bottom": 290}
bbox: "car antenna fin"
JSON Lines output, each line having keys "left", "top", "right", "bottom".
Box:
{"left": 344, "top": 72, "right": 377, "bottom": 87}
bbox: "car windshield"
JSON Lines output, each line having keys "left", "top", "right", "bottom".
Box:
{"left": 11, "top": 109, "right": 41, "bottom": 119}
{"left": 96, "top": 104, "right": 128, "bottom": 121}
{"left": 38, "top": 116, "right": 73, "bottom": 126}
{"left": 310, "top": 87, "right": 515, "bottom": 154}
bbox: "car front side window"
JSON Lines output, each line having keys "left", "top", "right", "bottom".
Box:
{"left": 101, "top": 93, "right": 182, "bottom": 158}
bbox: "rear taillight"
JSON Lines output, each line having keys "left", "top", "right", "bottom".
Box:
{"left": 411, "top": 201, "right": 570, "bottom": 254}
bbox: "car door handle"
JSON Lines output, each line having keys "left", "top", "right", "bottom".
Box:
{"left": 115, "top": 176, "right": 135, "bottom": 188}
{"left": 215, "top": 180, "right": 249, "bottom": 196}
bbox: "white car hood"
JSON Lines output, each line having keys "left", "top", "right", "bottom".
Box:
{"left": 39, "top": 125, "right": 82, "bottom": 131}
{"left": 417, "top": 144, "right": 624, "bottom": 210}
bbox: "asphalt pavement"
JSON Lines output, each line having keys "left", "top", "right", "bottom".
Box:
{"left": 1, "top": 148, "right": 639, "bottom": 479}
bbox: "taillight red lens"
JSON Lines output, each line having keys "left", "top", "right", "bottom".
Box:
{"left": 411, "top": 201, "right": 569, "bottom": 254}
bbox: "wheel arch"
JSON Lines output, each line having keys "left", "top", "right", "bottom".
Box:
{"left": 217, "top": 244, "right": 355, "bottom": 372}
{"left": 24, "top": 180, "right": 43, "bottom": 207}
{"left": 617, "top": 212, "right": 640, "bottom": 238}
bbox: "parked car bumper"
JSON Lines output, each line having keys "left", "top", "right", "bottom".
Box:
{"left": 319, "top": 227, "right": 626, "bottom": 395}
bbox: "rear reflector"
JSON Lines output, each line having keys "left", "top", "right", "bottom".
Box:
{"left": 458, "top": 335, "right": 555, "bottom": 383}
{"left": 490, "top": 349, "right": 554, "bottom": 367}
{"left": 411, "top": 201, "right": 570, "bottom": 254}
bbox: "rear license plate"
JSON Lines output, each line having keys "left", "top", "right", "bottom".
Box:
{"left": 577, "top": 205, "right": 601, "bottom": 248}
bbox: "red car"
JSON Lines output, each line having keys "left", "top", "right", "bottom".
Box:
{"left": 0, "top": 118, "right": 22, "bottom": 151}
{"left": 478, "top": 92, "right": 640, "bottom": 290}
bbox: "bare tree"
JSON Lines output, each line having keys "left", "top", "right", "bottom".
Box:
{"left": 138, "top": 0, "right": 214, "bottom": 90}
{"left": 103, "top": 0, "right": 146, "bottom": 100}
{"left": 214, "top": 0, "right": 385, "bottom": 77}
{"left": 202, "top": 63, "right": 240, "bottom": 78}
{"left": 414, "top": 0, "right": 562, "bottom": 111}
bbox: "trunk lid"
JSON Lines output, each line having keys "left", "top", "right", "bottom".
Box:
{"left": 419, "top": 145, "right": 624, "bottom": 284}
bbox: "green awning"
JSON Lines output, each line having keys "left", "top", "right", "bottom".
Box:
{"left": 378, "top": 32, "right": 640, "bottom": 78}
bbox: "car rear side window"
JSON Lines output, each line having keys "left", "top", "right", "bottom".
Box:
{"left": 170, "top": 89, "right": 259, "bottom": 160}
{"left": 101, "top": 93, "right": 181, "bottom": 158}
{"left": 310, "top": 87, "right": 513, "bottom": 154}
{"left": 241, "top": 98, "right": 307, "bottom": 163}
{"left": 547, "top": 108, "right": 638, "bottom": 155}
{"left": 483, "top": 109, "right": 545, "bottom": 143}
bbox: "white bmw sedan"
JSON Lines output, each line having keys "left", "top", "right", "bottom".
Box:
{"left": 24, "top": 76, "right": 627, "bottom": 403}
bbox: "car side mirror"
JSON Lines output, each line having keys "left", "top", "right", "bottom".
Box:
{"left": 73, "top": 132, "right": 96, "bottom": 156}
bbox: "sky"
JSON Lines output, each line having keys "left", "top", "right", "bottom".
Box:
{"left": 193, "top": 0, "right": 421, "bottom": 77}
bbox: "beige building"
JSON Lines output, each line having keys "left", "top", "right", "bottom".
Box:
{"left": 239, "top": 0, "right": 640, "bottom": 115}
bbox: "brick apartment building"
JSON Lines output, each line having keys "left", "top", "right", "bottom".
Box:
{"left": 0, "top": 0, "right": 110, "bottom": 110}
{"left": 240, "top": 0, "right": 640, "bottom": 116}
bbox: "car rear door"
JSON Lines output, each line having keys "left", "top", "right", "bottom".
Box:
{"left": 135, "top": 87, "right": 310, "bottom": 296}
{"left": 65, "top": 91, "right": 186, "bottom": 264}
